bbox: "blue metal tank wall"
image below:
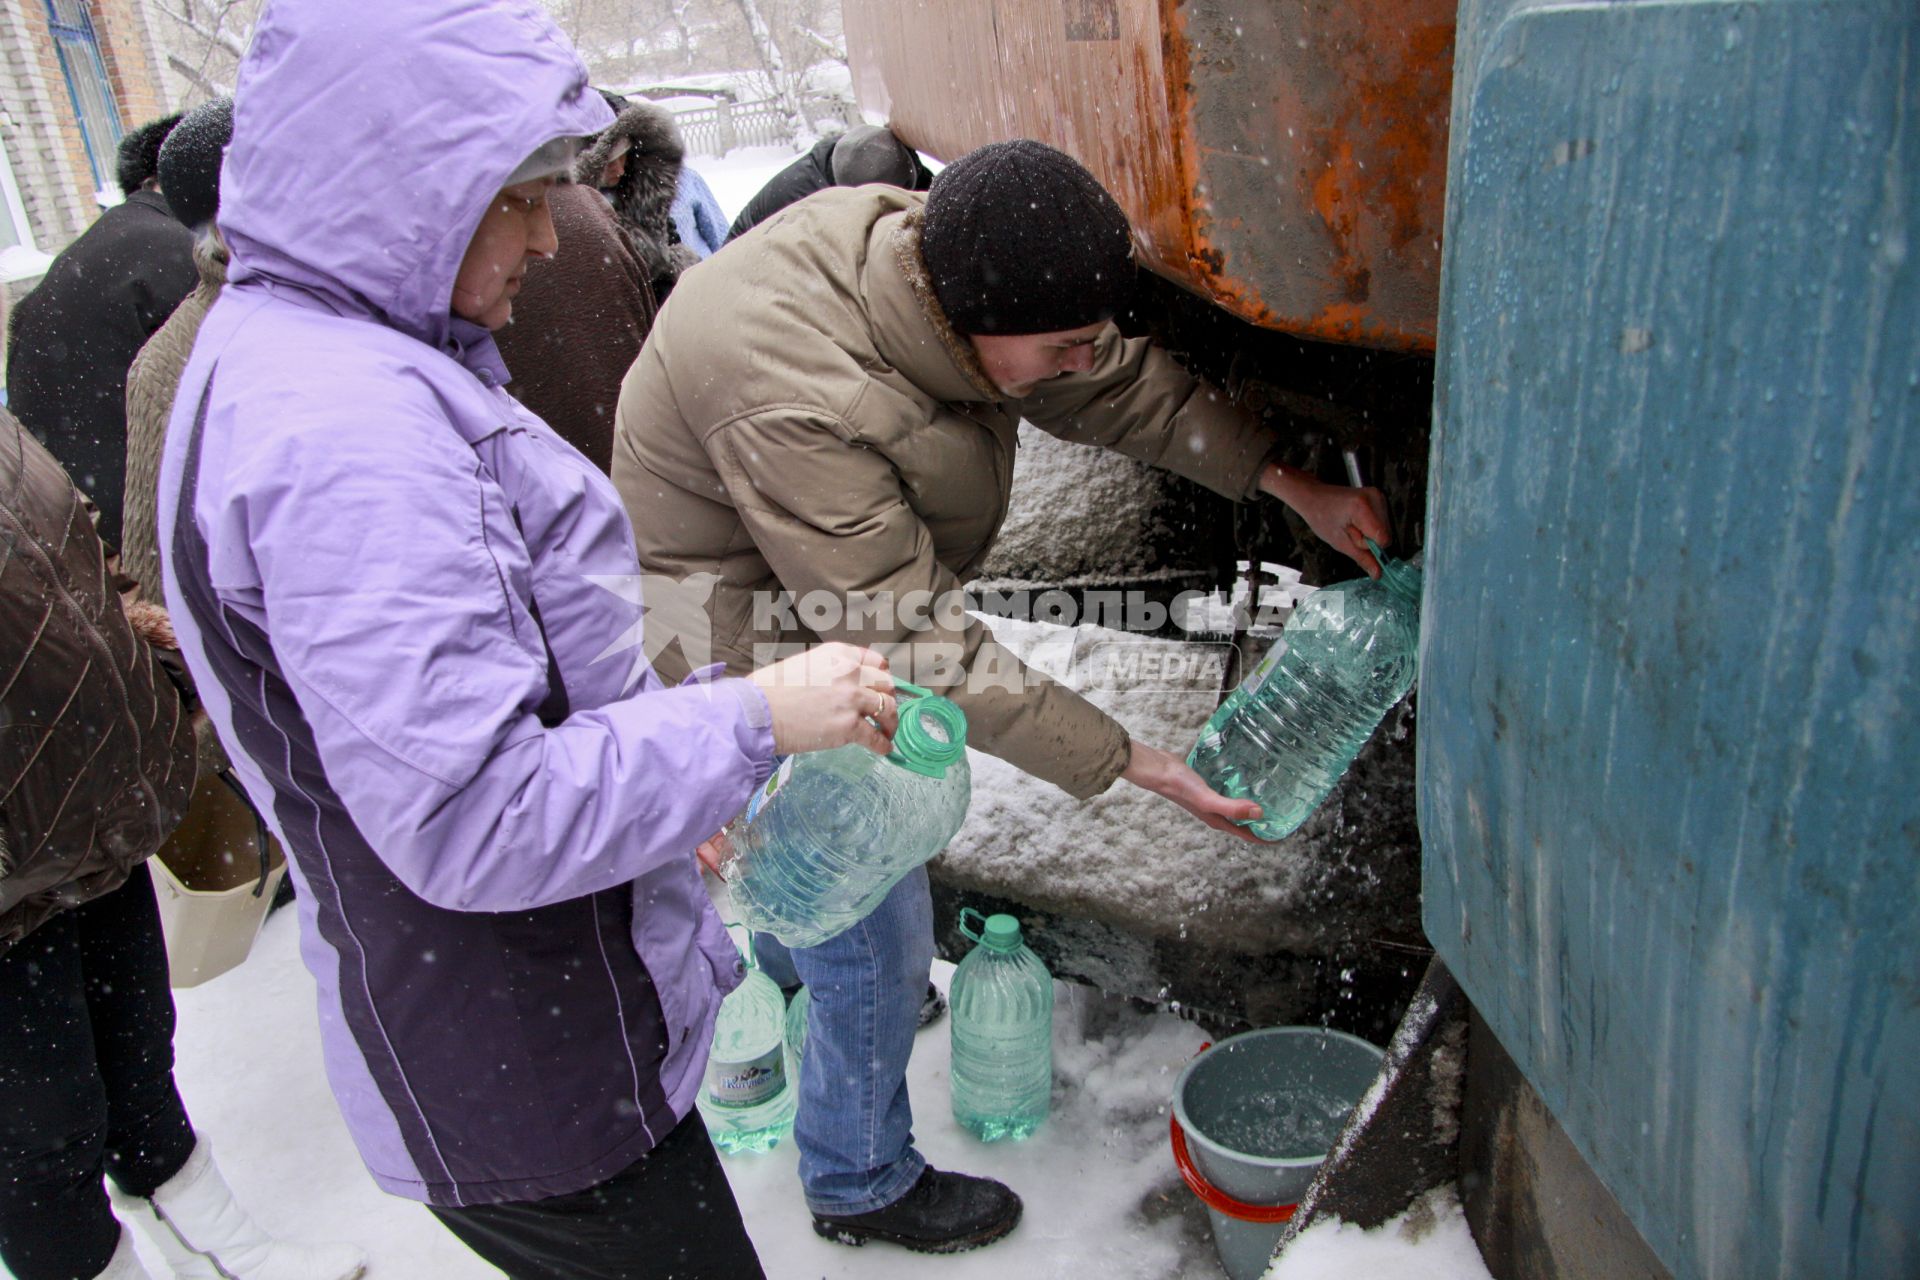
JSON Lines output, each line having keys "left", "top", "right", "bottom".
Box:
{"left": 1420, "top": 2, "right": 1917, "bottom": 1277}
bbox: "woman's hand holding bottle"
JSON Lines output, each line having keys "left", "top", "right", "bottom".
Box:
{"left": 700, "top": 644, "right": 900, "bottom": 876}
{"left": 748, "top": 641, "right": 898, "bottom": 756}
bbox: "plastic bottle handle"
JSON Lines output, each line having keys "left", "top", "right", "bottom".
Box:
{"left": 716, "top": 922, "right": 760, "bottom": 972}
{"left": 957, "top": 907, "right": 987, "bottom": 945}
{"left": 883, "top": 679, "right": 968, "bottom": 778}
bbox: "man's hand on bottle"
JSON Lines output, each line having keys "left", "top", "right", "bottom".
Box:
{"left": 748, "top": 641, "right": 898, "bottom": 756}
{"left": 1120, "top": 740, "right": 1266, "bottom": 842}
{"left": 1258, "top": 463, "right": 1392, "bottom": 578}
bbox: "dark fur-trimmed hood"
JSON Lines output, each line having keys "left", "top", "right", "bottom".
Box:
{"left": 575, "top": 100, "right": 685, "bottom": 278}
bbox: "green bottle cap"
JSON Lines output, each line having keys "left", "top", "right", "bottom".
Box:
{"left": 957, "top": 906, "right": 1024, "bottom": 951}
{"left": 884, "top": 680, "right": 968, "bottom": 778}
{"left": 981, "top": 914, "right": 1023, "bottom": 952}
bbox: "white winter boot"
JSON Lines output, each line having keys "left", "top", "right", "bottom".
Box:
{"left": 108, "top": 1139, "right": 367, "bottom": 1280}
{"left": 95, "top": 1227, "right": 156, "bottom": 1279}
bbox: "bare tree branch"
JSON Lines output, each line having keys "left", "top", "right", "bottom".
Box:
{"left": 663, "top": 0, "right": 696, "bottom": 71}
{"left": 796, "top": 26, "right": 846, "bottom": 63}
{"left": 164, "top": 52, "right": 221, "bottom": 98}
{"left": 155, "top": 0, "right": 250, "bottom": 61}
{"left": 733, "top": 0, "right": 804, "bottom": 133}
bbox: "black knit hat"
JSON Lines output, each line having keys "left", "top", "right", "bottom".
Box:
{"left": 920, "top": 140, "right": 1134, "bottom": 336}
{"left": 115, "top": 113, "right": 182, "bottom": 197}
{"left": 157, "top": 98, "right": 233, "bottom": 230}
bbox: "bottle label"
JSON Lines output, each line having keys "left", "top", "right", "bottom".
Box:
{"left": 705, "top": 1043, "right": 787, "bottom": 1109}
{"left": 744, "top": 755, "right": 794, "bottom": 824}
{"left": 1241, "top": 642, "right": 1284, "bottom": 697}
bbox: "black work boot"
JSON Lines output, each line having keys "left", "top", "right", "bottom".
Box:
{"left": 812, "top": 1167, "right": 1022, "bottom": 1253}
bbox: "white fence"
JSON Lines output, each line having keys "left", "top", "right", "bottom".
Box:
{"left": 672, "top": 95, "right": 862, "bottom": 157}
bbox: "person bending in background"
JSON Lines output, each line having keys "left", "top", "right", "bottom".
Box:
{"left": 157, "top": 1, "right": 899, "bottom": 1276}
{"left": 576, "top": 91, "right": 696, "bottom": 305}
{"left": 724, "top": 123, "right": 933, "bottom": 243}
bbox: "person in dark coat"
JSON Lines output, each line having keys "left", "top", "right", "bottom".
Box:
{"left": 493, "top": 121, "right": 678, "bottom": 472}
{"left": 725, "top": 124, "right": 933, "bottom": 244}
{"left": 3, "top": 115, "right": 195, "bottom": 550}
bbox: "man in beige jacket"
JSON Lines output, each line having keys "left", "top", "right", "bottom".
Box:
{"left": 613, "top": 140, "right": 1388, "bottom": 1253}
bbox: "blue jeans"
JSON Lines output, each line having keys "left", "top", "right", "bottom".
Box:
{"left": 753, "top": 866, "right": 934, "bottom": 1216}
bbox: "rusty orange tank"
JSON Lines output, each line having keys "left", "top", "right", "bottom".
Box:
{"left": 843, "top": 0, "right": 1455, "bottom": 352}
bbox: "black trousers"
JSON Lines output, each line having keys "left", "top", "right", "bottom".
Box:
{"left": 430, "top": 1110, "right": 766, "bottom": 1280}
{"left": 0, "top": 864, "right": 198, "bottom": 1280}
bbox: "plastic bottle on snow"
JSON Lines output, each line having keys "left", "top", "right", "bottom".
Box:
{"left": 783, "top": 984, "right": 810, "bottom": 1085}
{"left": 721, "top": 682, "right": 970, "bottom": 949}
{"left": 1188, "top": 541, "right": 1421, "bottom": 841}
{"left": 949, "top": 909, "right": 1053, "bottom": 1142}
{"left": 696, "top": 944, "right": 797, "bottom": 1155}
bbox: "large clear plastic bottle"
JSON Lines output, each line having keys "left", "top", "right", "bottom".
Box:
{"left": 949, "top": 910, "right": 1053, "bottom": 1142}
{"left": 1189, "top": 541, "right": 1421, "bottom": 841}
{"left": 696, "top": 945, "right": 797, "bottom": 1155}
{"left": 721, "top": 682, "right": 970, "bottom": 949}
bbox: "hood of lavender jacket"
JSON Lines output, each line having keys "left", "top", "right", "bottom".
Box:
{"left": 157, "top": 0, "right": 774, "bottom": 1206}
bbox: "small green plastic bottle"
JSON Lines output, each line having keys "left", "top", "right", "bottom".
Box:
{"left": 783, "top": 983, "right": 810, "bottom": 1085}
{"left": 949, "top": 910, "right": 1053, "bottom": 1142}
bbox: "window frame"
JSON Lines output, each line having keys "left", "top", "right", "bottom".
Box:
{"left": 0, "top": 130, "right": 35, "bottom": 255}
{"left": 44, "top": 0, "right": 126, "bottom": 202}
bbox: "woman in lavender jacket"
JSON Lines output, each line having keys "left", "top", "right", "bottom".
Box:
{"left": 156, "top": 2, "right": 895, "bottom": 1276}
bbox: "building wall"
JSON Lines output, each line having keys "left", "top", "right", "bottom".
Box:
{"left": 94, "top": 0, "right": 173, "bottom": 129}
{"left": 0, "top": 0, "right": 175, "bottom": 258}
{"left": 1, "top": 1, "right": 90, "bottom": 249}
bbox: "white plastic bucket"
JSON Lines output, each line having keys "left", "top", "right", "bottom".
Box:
{"left": 150, "top": 773, "right": 286, "bottom": 988}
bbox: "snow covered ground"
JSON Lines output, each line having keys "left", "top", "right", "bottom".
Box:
{"left": 157, "top": 906, "right": 1238, "bottom": 1279}
{"left": 150, "top": 904, "right": 1497, "bottom": 1280}
{"left": 1269, "top": 1190, "right": 1492, "bottom": 1280}
{"left": 157, "top": 907, "right": 1493, "bottom": 1280}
